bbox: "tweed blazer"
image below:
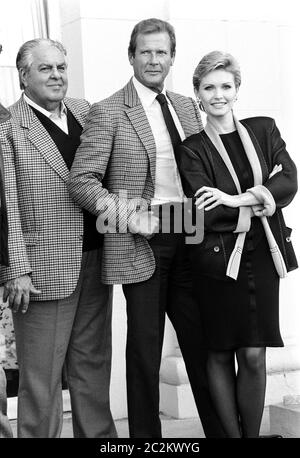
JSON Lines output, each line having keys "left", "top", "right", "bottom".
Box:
{"left": 69, "top": 79, "right": 203, "bottom": 284}
{"left": 0, "top": 96, "right": 90, "bottom": 300}
{"left": 0, "top": 104, "right": 10, "bottom": 266}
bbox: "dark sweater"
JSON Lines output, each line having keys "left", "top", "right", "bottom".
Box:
{"left": 30, "top": 106, "right": 103, "bottom": 251}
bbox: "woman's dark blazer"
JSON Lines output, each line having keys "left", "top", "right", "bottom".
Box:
{"left": 0, "top": 104, "right": 9, "bottom": 266}
{"left": 175, "top": 116, "right": 298, "bottom": 280}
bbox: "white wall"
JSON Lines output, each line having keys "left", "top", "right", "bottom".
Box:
{"left": 0, "top": 0, "right": 51, "bottom": 105}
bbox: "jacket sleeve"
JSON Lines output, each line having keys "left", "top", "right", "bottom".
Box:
{"left": 176, "top": 142, "right": 242, "bottom": 233}
{"left": 68, "top": 103, "right": 148, "bottom": 231}
{"left": 263, "top": 119, "right": 297, "bottom": 207}
{"left": 0, "top": 121, "right": 32, "bottom": 283}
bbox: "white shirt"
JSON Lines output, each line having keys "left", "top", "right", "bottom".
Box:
{"left": 132, "top": 77, "right": 186, "bottom": 205}
{"left": 23, "top": 93, "right": 69, "bottom": 134}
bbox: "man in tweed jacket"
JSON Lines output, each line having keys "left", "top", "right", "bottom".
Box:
{"left": 69, "top": 19, "right": 224, "bottom": 438}
{"left": 0, "top": 106, "right": 13, "bottom": 435}
{"left": 0, "top": 42, "right": 13, "bottom": 438}
{"left": 0, "top": 39, "right": 116, "bottom": 438}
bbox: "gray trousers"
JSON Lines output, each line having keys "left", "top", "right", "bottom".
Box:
{"left": 0, "top": 364, "right": 13, "bottom": 438}
{"left": 13, "top": 249, "right": 116, "bottom": 438}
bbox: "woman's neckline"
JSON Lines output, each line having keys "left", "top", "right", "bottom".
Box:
{"left": 219, "top": 130, "right": 238, "bottom": 136}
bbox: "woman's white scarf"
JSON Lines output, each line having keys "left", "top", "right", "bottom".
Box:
{"left": 204, "top": 113, "right": 287, "bottom": 280}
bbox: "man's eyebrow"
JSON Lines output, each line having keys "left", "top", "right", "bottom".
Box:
{"left": 38, "top": 62, "right": 67, "bottom": 67}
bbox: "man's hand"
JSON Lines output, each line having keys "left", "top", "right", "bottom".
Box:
{"left": 128, "top": 210, "right": 159, "bottom": 238}
{"left": 2, "top": 275, "right": 41, "bottom": 314}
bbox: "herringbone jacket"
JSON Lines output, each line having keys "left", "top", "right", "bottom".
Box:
{"left": 0, "top": 96, "right": 90, "bottom": 300}
{"left": 0, "top": 104, "right": 10, "bottom": 266}
{"left": 68, "top": 79, "right": 203, "bottom": 284}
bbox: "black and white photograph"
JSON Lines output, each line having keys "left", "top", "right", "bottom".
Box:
{"left": 0, "top": 0, "right": 299, "bottom": 446}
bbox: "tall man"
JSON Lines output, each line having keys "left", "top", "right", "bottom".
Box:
{"left": 69, "top": 19, "right": 225, "bottom": 438}
{"left": 0, "top": 43, "right": 13, "bottom": 438}
{"left": 0, "top": 39, "right": 116, "bottom": 438}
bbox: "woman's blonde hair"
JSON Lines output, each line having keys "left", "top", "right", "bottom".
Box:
{"left": 193, "top": 50, "right": 241, "bottom": 91}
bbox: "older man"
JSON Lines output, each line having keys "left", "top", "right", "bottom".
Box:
{"left": 69, "top": 18, "right": 225, "bottom": 438}
{"left": 0, "top": 43, "right": 13, "bottom": 439}
{"left": 0, "top": 39, "right": 116, "bottom": 438}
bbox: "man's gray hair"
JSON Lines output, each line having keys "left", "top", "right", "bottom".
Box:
{"left": 16, "top": 38, "right": 67, "bottom": 90}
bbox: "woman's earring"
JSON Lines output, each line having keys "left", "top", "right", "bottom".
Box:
{"left": 196, "top": 98, "right": 205, "bottom": 112}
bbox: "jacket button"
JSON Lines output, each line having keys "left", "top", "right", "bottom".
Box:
{"left": 214, "top": 246, "right": 220, "bottom": 253}
{"left": 286, "top": 236, "right": 291, "bottom": 242}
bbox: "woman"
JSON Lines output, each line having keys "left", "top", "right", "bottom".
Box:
{"left": 175, "top": 51, "right": 298, "bottom": 438}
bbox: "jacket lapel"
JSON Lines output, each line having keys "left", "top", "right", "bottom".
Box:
{"left": 64, "top": 98, "right": 86, "bottom": 128}
{"left": 16, "top": 97, "right": 69, "bottom": 182}
{"left": 124, "top": 80, "right": 157, "bottom": 185}
{"left": 205, "top": 122, "right": 242, "bottom": 193}
{"left": 241, "top": 121, "right": 269, "bottom": 183}
{"left": 203, "top": 116, "right": 270, "bottom": 192}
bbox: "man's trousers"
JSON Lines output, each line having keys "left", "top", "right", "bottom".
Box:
{"left": 13, "top": 249, "right": 117, "bottom": 438}
{"left": 0, "top": 364, "right": 13, "bottom": 438}
{"left": 123, "top": 232, "right": 225, "bottom": 438}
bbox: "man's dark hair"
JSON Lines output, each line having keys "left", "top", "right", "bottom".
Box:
{"left": 128, "top": 18, "right": 176, "bottom": 58}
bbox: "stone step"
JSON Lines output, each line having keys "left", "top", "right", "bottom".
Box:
{"left": 270, "top": 402, "right": 300, "bottom": 438}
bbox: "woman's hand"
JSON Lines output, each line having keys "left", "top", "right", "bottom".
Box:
{"left": 251, "top": 204, "right": 270, "bottom": 217}
{"left": 195, "top": 186, "right": 239, "bottom": 210}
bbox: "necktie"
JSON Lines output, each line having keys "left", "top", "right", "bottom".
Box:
{"left": 156, "top": 93, "right": 182, "bottom": 148}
